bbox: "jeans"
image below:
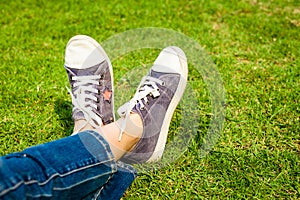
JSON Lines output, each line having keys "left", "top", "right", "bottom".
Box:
{"left": 0, "top": 131, "right": 137, "bottom": 200}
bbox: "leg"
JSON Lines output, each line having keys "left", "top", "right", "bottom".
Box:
{"left": 75, "top": 113, "right": 143, "bottom": 161}
{"left": 0, "top": 131, "right": 135, "bottom": 199}
{"left": 63, "top": 35, "right": 143, "bottom": 200}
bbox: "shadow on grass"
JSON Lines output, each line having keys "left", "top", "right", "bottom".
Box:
{"left": 54, "top": 99, "right": 74, "bottom": 137}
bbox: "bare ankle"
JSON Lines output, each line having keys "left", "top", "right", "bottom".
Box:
{"left": 73, "top": 120, "right": 96, "bottom": 133}
{"left": 116, "top": 113, "right": 143, "bottom": 140}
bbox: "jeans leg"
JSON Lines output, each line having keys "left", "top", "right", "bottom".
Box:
{"left": 82, "top": 161, "right": 137, "bottom": 200}
{"left": 0, "top": 131, "right": 133, "bottom": 200}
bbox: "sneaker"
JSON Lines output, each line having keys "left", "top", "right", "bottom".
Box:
{"left": 118, "top": 46, "right": 188, "bottom": 164}
{"left": 64, "top": 35, "right": 115, "bottom": 133}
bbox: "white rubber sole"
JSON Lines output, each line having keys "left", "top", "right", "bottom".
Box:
{"left": 147, "top": 46, "right": 188, "bottom": 162}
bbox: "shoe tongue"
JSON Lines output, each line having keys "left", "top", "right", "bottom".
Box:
{"left": 149, "top": 69, "right": 164, "bottom": 79}
{"left": 67, "top": 63, "right": 102, "bottom": 76}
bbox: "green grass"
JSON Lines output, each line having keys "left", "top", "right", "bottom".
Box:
{"left": 0, "top": 0, "right": 299, "bottom": 199}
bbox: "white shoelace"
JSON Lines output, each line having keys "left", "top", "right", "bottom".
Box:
{"left": 67, "top": 75, "right": 103, "bottom": 133}
{"left": 117, "top": 76, "right": 164, "bottom": 141}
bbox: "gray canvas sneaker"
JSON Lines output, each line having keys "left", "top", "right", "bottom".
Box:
{"left": 118, "top": 46, "right": 188, "bottom": 164}
{"left": 64, "top": 35, "right": 114, "bottom": 133}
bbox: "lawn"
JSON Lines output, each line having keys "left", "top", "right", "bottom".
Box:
{"left": 0, "top": 0, "right": 299, "bottom": 199}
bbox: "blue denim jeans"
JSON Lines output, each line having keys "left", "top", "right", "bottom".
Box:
{"left": 0, "top": 130, "right": 137, "bottom": 200}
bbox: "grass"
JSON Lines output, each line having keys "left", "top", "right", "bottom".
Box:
{"left": 0, "top": 0, "right": 299, "bottom": 199}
